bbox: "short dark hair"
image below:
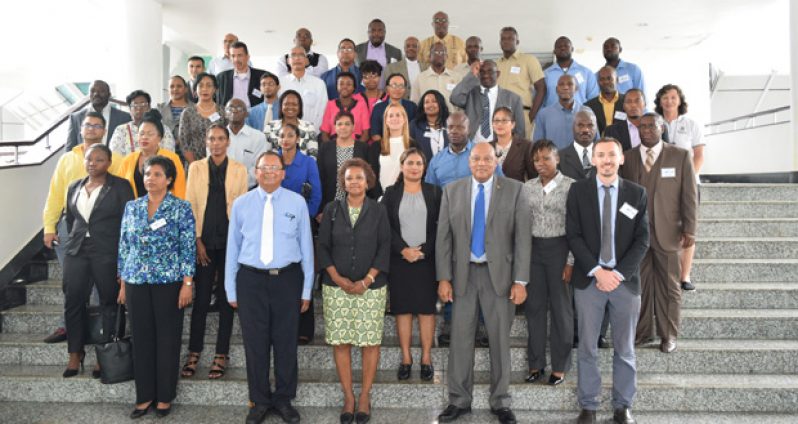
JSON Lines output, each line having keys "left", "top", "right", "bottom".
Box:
{"left": 594, "top": 136, "right": 624, "bottom": 153}
{"left": 337, "top": 157, "right": 377, "bottom": 191}
{"left": 195, "top": 72, "right": 218, "bottom": 90}
{"left": 144, "top": 155, "right": 177, "bottom": 190}
{"left": 654, "top": 84, "right": 688, "bottom": 116}
{"left": 359, "top": 60, "right": 383, "bottom": 76}
{"left": 336, "top": 71, "right": 358, "bottom": 87}
{"left": 500, "top": 26, "right": 518, "bottom": 36}
{"left": 260, "top": 72, "right": 280, "bottom": 86}
{"left": 385, "top": 73, "right": 407, "bottom": 87}
{"left": 230, "top": 41, "right": 248, "bottom": 55}
{"left": 255, "top": 150, "right": 285, "bottom": 170}
{"left": 187, "top": 56, "right": 205, "bottom": 66}
{"left": 492, "top": 106, "right": 514, "bottom": 122}
{"left": 625, "top": 88, "right": 646, "bottom": 102}
{"left": 278, "top": 90, "right": 304, "bottom": 120}
{"left": 126, "top": 90, "right": 151, "bottom": 106}
{"left": 141, "top": 109, "right": 165, "bottom": 138}
{"left": 85, "top": 143, "right": 113, "bottom": 160}
{"left": 169, "top": 75, "right": 187, "bottom": 89}
{"left": 334, "top": 110, "right": 355, "bottom": 125}
{"left": 206, "top": 123, "right": 229, "bottom": 139}
{"left": 338, "top": 38, "right": 356, "bottom": 49}
{"left": 414, "top": 89, "right": 450, "bottom": 128}
{"left": 84, "top": 111, "right": 106, "bottom": 127}
{"left": 280, "top": 122, "right": 299, "bottom": 137}
{"left": 368, "top": 18, "right": 385, "bottom": 28}
{"left": 530, "top": 138, "right": 558, "bottom": 159}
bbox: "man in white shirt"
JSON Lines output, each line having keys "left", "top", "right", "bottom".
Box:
{"left": 279, "top": 45, "right": 328, "bottom": 130}
{"left": 224, "top": 98, "right": 269, "bottom": 188}
{"left": 383, "top": 37, "right": 428, "bottom": 100}
{"left": 276, "top": 28, "right": 329, "bottom": 78}
{"left": 208, "top": 33, "right": 238, "bottom": 76}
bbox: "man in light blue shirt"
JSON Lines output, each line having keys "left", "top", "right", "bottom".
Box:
{"left": 224, "top": 151, "right": 313, "bottom": 424}
{"left": 601, "top": 38, "right": 646, "bottom": 96}
{"left": 543, "top": 36, "right": 598, "bottom": 107}
{"left": 535, "top": 75, "right": 587, "bottom": 150}
{"left": 426, "top": 112, "right": 503, "bottom": 188}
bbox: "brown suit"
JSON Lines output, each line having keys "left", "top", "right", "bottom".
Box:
{"left": 621, "top": 142, "right": 697, "bottom": 342}
{"left": 490, "top": 137, "right": 537, "bottom": 183}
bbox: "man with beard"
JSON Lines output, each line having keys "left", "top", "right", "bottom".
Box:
{"left": 585, "top": 66, "right": 626, "bottom": 135}
{"left": 605, "top": 88, "right": 646, "bottom": 151}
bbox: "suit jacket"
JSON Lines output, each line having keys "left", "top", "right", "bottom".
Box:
{"left": 490, "top": 137, "right": 537, "bottom": 182}
{"left": 620, "top": 143, "right": 698, "bottom": 252}
{"left": 65, "top": 107, "right": 131, "bottom": 152}
{"left": 585, "top": 93, "right": 625, "bottom": 135}
{"left": 380, "top": 181, "right": 441, "bottom": 260}
{"left": 565, "top": 176, "right": 650, "bottom": 294}
{"left": 355, "top": 42, "right": 403, "bottom": 66}
{"left": 558, "top": 143, "right": 595, "bottom": 181}
{"left": 185, "top": 157, "right": 249, "bottom": 237}
{"left": 410, "top": 118, "right": 448, "bottom": 163}
{"left": 383, "top": 59, "right": 428, "bottom": 100}
{"left": 64, "top": 175, "right": 135, "bottom": 256}
{"left": 216, "top": 67, "right": 267, "bottom": 107}
{"left": 436, "top": 175, "right": 531, "bottom": 297}
{"left": 317, "top": 140, "right": 382, "bottom": 208}
{"left": 450, "top": 74, "right": 526, "bottom": 138}
{"left": 604, "top": 120, "right": 634, "bottom": 152}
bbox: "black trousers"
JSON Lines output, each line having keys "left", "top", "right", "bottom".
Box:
{"left": 298, "top": 287, "right": 315, "bottom": 340}
{"left": 189, "top": 247, "right": 234, "bottom": 354}
{"left": 62, "top": 238, "right": 120, "bottom": 353}
{"left": 237, "top": 263, "right": 303, "bottom": 407}
{"left": 126, "top": 282, "right": 184, "bottom": 404}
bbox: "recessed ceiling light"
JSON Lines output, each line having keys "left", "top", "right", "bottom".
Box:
{"left": 637, "top": 22, "right": 648, "bottom": 27}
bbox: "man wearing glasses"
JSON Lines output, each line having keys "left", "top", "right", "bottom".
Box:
{"left": 410, "top": 42, "right": 464, "bottom": 113}
{"left": 320, "top": 38, "right": 364, "bottom": 100}
{"left": 279, "top": 45, "right": 328, "bottom": 130}
{"left": 225, "top": 99, "right": 268, "bottom": 189}
{"left": 418, "top": 11, "right": 467, "bottom": 69}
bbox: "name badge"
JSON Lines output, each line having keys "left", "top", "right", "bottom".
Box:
{"left": 446, "top": 83, "right": 456, "bottom": 91}
{"left": 252, "top": 88, "right": 263, "bottom": 98}
{"left": 619, "top": 202, "right": 638, "bottom": 219}
{"left": 574, "top": 72, "right": 585, "bottom": 84}
{"left": 209, "top": 112, "right": 221, "bottom": 122}
{"left": 510, "top": 66, "right": 521, "bottom": 74}
{"left": 661, "top": 167, "right": 676, "bottom": 178}
{"left": 542, "top": 180, "right": 557, "bottom": 194}
{"left": 390, "top": 57, "right": 397, "bottom": 63}
{"left": 618, "top": 74, "right": 631, "bottom": 84}
{"left": 150, "top": 218, "right": 167, "bottom": 231}
{"left": 614, "top": 111, "right": 627, "bottom": 121}
{"left": 424, "top": 131, "right": 434, "bottom": 138}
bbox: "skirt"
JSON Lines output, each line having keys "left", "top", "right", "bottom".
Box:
{"left": 322, "top": 285, "right": 387, "bottom": 347}
{"left": 388, "top": 256, "right": 438, "bottom": 315}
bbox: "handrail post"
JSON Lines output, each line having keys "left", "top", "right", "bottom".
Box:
{"left": 13, "top": 145, "right": 19, "bottom": 165}
{"left": 45, "top": 133, "right": 50, "bottom": 150}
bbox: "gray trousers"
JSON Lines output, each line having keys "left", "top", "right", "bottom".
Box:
{"left": 525, "top": 237, "right": 573, "bottom": 373}
{"left": 575, "top": 281, "right": 640, "bottom": 410}
{"left": 448, "top": 263, "right": 514, "bottom": 410}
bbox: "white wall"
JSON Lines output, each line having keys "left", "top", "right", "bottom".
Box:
{"left": 702, "top": 122, "right": 793, "bottom": 175}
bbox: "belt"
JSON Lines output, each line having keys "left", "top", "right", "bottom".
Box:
{"left": 240, "top": 263, "right": 299, "bottom": 276}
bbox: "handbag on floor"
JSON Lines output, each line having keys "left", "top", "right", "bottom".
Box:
{"left": 83, "top": 305, "right": 105, "bottom": 345}
{"left": 95, "top": 305, "right": 134, "bottom": 384}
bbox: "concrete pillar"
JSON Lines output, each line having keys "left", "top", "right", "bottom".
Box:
{"left": 117, "top": 0, "right": 163, "bottom": 102}
{"left": 791, "top": 0, "right": 798, "bottom": 176}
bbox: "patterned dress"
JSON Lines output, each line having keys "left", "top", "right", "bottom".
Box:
{"left": 178, "top": 103, "right": 227, "bottom": 161}
{"left": 334, "top": 145, "right": 354, "bottom": 201}
{"left": 263, "top": 119, "right": 319, "bottom": 158}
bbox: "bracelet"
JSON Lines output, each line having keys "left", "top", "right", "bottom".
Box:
{"left": 360, "top": 280, "right": 368, "bottom": 289}
{"left": 184, "top": 281, "right": 193, "bottom": 287}
{"left": 366, "top": 274, "right": 375, "bottom": 284}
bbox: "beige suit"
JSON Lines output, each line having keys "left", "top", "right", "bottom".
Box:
{"left": 186, "top": 157, "right": 249, "bottom": 237}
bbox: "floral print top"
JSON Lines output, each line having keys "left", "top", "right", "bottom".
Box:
{"left": 118, "top": 192, "right": 196, "bottom": 284}
{"left": 263, "top": 119, "right": 318, "bottom": 158}
{"left": 178, "top": 103, "right": 227, "bottom": 161}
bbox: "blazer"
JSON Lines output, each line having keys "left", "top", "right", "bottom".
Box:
{"left": 65, "top": 107, "right": 132, "bottom": 152}
{"left": 620, "top": 143, "right": 698, "bottom": 252}
{"left": 355, "top": 42, "right": 403, "bottom": 66}
{"left": 185, "top": 157, "right": 249, "bottom": 237}
{"left": 317, "top": 197, "right": 391, "bottom": 287}
{"left": 410, "top": 118, "right": 449, "bottom": 163}
{"left": 558, "top": 143, "right": 595, "bottom": 181}
{"left": 216, "top": 67, "right": 268, "bottom": 107}
{"left": 64, "top": 175, "right": 135, "bottom": 256}
{"left": 565, "top": 176, "right": 650, "bottom": 294}
{"left": 604, "top": 120, "right": 634, "bottom": 152}
{"left": 317, "top": 139, "right": 382, "bottom": 208}
{"left": 380, "top": 181, "right": 442, "bottom": 260}
{"left": 155, "top": 101, "right": 184, "bottom": 136}
{"left": 383, "top": 59, "right": 428, "bottom": 100}
{"left": 489, "top": 136, "right": 536, "bottom": 182}
{"left": 450, "top": 73, "right": 526, "bottom": 139}
{"left": 436, "top": 175, "right": 531, "bottom": 297}
{"left": 118, "top": 148, "right": 186, "bottom": 199}
{"left": 585, "top": 93, "right": 625, "bottom": 135}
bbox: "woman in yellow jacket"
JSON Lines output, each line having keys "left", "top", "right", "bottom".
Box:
{"left": 119, "top": 110, "right": 186, "bottom": 199}
{"left": 182, "top": 123, "right": 248, "bottom": 379}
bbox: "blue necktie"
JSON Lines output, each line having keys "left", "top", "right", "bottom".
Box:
{"left": 471, "top": 184, "right": 486, "bottom": 257}
{"left": 480, "top": 89, "right": 491, "bottom": 139}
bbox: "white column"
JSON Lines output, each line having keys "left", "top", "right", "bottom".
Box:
{"left": 118, "top": 0, "right": 164, "bottom": 102}
{"left": 790, "top": 0, "right": 798, "bottom": 173}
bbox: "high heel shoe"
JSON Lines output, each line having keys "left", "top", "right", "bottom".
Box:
{"left": 62, "top": 351, "right": 85, "bottom": 378}
{"left": 129, "top": 402, "right": 151, "bottom": 419}
{"left": 155, "top": 404, "right": 172, "bottom": 418}
{"left": 340, "top": 394, "right": 355, "bottom": 424}
{"left": 355, "top": 402, "right": 371, "bottom": 424}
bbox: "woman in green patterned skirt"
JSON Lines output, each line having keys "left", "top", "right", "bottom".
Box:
{"left": 317, "top": 157, "right": 391, "bottom": 424}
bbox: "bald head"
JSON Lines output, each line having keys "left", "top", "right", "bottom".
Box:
{"left": 432, "top": 11, "right": 449, "bottom": 38}
{"left": 598, "top": 66, "right": 618, "bottom": 96}
{"left": 447, "top": 111, "right": 469, "bottom": 148}
{"left": 573, "top": 109, "right": 598, "bottom": 147}
{"left": 295, "top": 28, "right": 313, "bottom": 50}
{"left": 470, "top": 142, "right": 497, "bottom": 182}
{"left": 225, "top": 98, "right": 248, "bottom": 125}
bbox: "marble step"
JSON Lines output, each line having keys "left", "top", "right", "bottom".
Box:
{"left": 694, "top": 237, "right": 798, "bottom": 259}
{"left": 0, "top": 365, "right": 796, "bottom": 412}
{"left": 699, "top": 201, "right": 798, "bottom": 219}
{"left": 697, "top": 218, "right": 798, "bottom": 238}
{"left": 24, "top": 281, "right": 798, "bottom": 310}
{"left": 0, "top": 333, "right": 796, "bottom": 375}
{"left": 4, "top": 304, "right": 798, "bottom": 340}
{"left": 691, "top": 259, "right": 798, "bottom": 282}
{"left": 698, "top": 184, "right": 798, "bottom": 202}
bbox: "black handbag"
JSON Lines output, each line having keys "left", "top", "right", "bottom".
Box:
{"left": 95, "top": 305, "right": 134, "bottom": 384}
{"left": 84, "top": 305, "right": 105, "bottom": 345}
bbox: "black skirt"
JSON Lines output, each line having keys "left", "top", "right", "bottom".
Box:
{"left": 388, "top": 255, "right": 438, "bottom": 315}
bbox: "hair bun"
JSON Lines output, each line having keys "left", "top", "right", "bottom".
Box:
{"left": 143, "top": 109, "right": 162, "bottom": 123}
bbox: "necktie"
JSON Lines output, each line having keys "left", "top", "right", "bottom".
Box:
{"left": 263, "top": 103, "right": 273, "bottom": 129}
{"left": 480, "top": 89, "right": 491, "bottom": 139}
{"left": 645, "top": 148, "right": 655, "bottom": 172}
{"left": 581, "top": 147, "right": 591, "bottom": 169}
{"left": 471, "top": 184, "right": 486, "bottom": 257}
{"left": 260, "top": 194, "right": 274, "bottom": 265}
{"left": 600, "top": 185, "right": 613, "bottom": 263}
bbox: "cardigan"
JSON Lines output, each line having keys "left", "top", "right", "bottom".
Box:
{"left": 118, "top": 148, "right": 186, "bottom": 199}
{"left": 185, "top": 156, "right": 248, "bottom": 237}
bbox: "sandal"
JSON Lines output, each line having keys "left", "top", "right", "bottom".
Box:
{"left": 181, "top": 352, "right": 200, "bottom": 378}
{"left": 208, "top": 354, "right": 227, "bottom": 380}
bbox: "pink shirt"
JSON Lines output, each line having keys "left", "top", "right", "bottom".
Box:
{"left": 320, "top": 98, "right": 372, "bottom": 139}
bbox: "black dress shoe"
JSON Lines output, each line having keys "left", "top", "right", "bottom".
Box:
{"left": 271, "top": 403, "right": 301, "bottom": 423}
{"left": 660, "top": 339, "right": 677, "bottom": 353}
{"left": 44, "top": 327, "right": 67, "bottom": 343}
{"left": 681, "top": 281, "right": 696, "bottom": 291}
{"left": 437, "top": 404, "right": 471, "bottom": 422}
{"left": 246, "top": 405, "right": 270, "bottom": 424}
{"left": 155, "top": 405, "right": 172, "bottom": 418}
{"left": 524, "top": 368, "right": 544, "bottom": 383}
{"left": 129, "top": 404, "right": 151, "bottom": 419}
{"left": 420, "top": 364, "right": 434, "bottom": 381}
{"left": 598, "top": 335, "right": 610, "bottom": 348}
{"left": 547, "top": 374, "right": 565, "bottom": 386}
{"left": 490, "top": 407, "right": 517, "bottom": 424}
{"left": 577, "top": 409, "right": 596, "bottom": 424}
{"left": 354, "top": 410, "right": 370, "bottom": 424}
{"left": 613, "top": 407, "right": 636, "bottom": 424}
{"left": 397, "top": 363, "right": 412, "bottom": 380}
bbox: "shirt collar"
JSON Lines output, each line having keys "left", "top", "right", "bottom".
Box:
{"left": 234, "top": 68, "right": 251, "bottom": 78}
{"left": 598, "top": 91, "right": 619, "bottom": 104}
{"left": 644, "top": 140, "right": 663, "bottom": 155}
{"left": 573, "top": 142, "right": 592, "bottom": 157}
{"left": 257, "top": 185, "right": 283, "bottom": 200}
{"left": 481, "top": 85, "right": 496, "bottom": 95}
{"left": 448, "top": 141, "right": 472, "bottom": 155}
{"left": 472, "top": 174, "right": 494, "bottom": 191}
{"left": 596, "top": 174, "right": 619, "bottom": 190}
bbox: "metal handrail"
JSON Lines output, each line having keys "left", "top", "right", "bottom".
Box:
{"left": 705, "top": 105, "right": 790, "bottom": 128}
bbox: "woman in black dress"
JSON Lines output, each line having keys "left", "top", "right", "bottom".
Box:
{"left": 379, "top": 147, "right": 441, "bottom": 381}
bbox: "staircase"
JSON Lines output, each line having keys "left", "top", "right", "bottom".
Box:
{"left": 0, "top": 184, "right": 797, "bottom": 423}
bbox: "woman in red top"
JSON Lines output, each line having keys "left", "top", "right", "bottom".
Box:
{"left": 320, "top": 72, "right": 371, "bottom": 142}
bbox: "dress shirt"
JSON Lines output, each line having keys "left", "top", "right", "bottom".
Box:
{"left": 406, "top": 59, "right": 421, "bottom": 88}
{"left": 410, "top": 67, "right": 463, "bottom": 112}
{"left": 639, "top": 139, "right": 663, "bottom": 165}
{"left": 279, "top": 73, "right": 328, "bottom": 130}
{"left": 320, "top": 64, "right": 363, "bottom": 100}
{"left": 208, "top": 56, "right": 232, "bottom": 76}
{"left": 470, "top": 175, "right": 493, "bottom": 262}
{"left": 543, "top": 60, "right": 599, "bottom": 107}
{"left": 245, "top": 100, "right": 280, "bottom": 131}
{"left": 533, "top": 100, "right": 584, "bottom": 149}
{"left": 276, "top": 50, "right": 329, "bottom": 78}
{"left": 473, "top": 85, "right": 499, "bottom": 143}
{"left": 280, "top": 149, "right": 322, "bottom": 217}
{"left": 589, "top": 175, "right": 623, "bottom": 279}
{"left": 425, "top": 142, "right": 503, "bottom": 187}
{"left": 418, "top": 33, "right": 467, "bottom": 69}
{"left": 109, "top": 121, "right": 176, "bottom": 156}
{"left": 263, "top": 119, "right": 318, "bottom": 158}
{"left": 496, "top": 51, "right": 545, "bottom": 108}
{"left": 573, "top": 142, "right": 593, "bottom": 167}
{"left": 366, "top": 42, "right": 387, "bottom": 68}
{"left": 598, "top": 92, "right": 620, "bottom": 130}
{"left": 226, "top": 124, "right": 269, "bottom": 188}
{"left": 612, "top": 59, "right": 646, "bottom": 95}
{"left": 225, "top": 186, "right": 315, "bottom": 301}
{"left": 76, "top": 185, "right": 101, "bottom": 236}
{"left": 628, "top": 120, "right": 641, "bottom": 149}
{"left": 118, "top": 193, "right": 196, "bottom": 284}
{"left": 232, "top": 68, "right": 252, "bottom": 107}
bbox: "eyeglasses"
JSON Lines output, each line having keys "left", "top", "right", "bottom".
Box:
{"left": 492, "top": 119, "right": 512, "bottom": 124}
{"left": 432, "top": 18, "right": 448, "bottom": 23}
{"left": 225, "top": 106, "right": 245, "bottom": 113}
{"left": 431, "top": 51, "right": 447, "bottom": 56}
{"left": 387, "top": 83, "right": 406, "bottom": 89}
{"left": 256, "top": 165, "right": 283, "bottom": 172}
{"left": 362, "top": 74, "right": 379, "bottom": 80}
{"left": 130, "top": 102, "right": 150, "bottom": 109}
{"left": 338, "top": 47, "right": 355, "bottom": 53}
{"left": 289, "top": 53, "right": 306, "bottom": 58}
{"left": 82, "top": 123, "right": 104, "bottom": 130}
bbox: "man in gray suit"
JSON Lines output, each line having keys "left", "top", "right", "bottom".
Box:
{"left": 355, "top": 18, "right": 402, "bottom": 66}
{"left": 383, "top": 37, "right": 427, "bottom": 100}
{"left": 65, "top": 80, "right": 131, "bottom": 152}
{"left": 436, "top": 142, "right": 531, "bottom": 424}
{"left": 450, "top": 60, "right": 525, "bottom": 142}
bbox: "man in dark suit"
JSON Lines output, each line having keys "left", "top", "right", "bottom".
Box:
{"left": 559, "top": 108, "right": 598, "bottom": 181}
{"left": 450, "top": 60, "right": 525, "bottom": 141}
{"left": 604, "top": 88, "right": 646, "bottom": 152}
{"left": 436, "top": 142, "right": 531, "bottom": 424}
{"left": 566, "top": 137, "right": 649, "bottom": 424}
{"left": 621, "top": 113, "right": 697, "bottom": 353}
{"left": 585, "top": 66, "right": 625, "bottom": 135}
{"left": 65, "top": 80, "right": 131, "bottom": 152}
{"left": 216, "top": 41, "right": 267, "bottom": 108}
{"left": 355, "top": 19, "right": 402, "bottom": 67}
